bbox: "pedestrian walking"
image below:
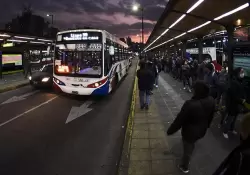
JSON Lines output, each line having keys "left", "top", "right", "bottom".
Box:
{"left": 167, "top": 81, "right": 215, "bottom": 174}
{"left": 223, "top": 67, "right": 247, "bottom": 139}
{"left": 137, "top": 61, "right": 154, "bottom": 110}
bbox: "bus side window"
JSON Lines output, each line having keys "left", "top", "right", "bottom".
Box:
{"left": 104, "top": 51, "right": 112, "bottom": 76}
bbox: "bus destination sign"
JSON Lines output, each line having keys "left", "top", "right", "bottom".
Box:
{"left": 61, "top": 32, "right": 101, "bottom": 41}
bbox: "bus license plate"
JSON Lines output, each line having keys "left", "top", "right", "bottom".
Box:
{"left": 72, "top": 91, "right": 79, "bottom": 95}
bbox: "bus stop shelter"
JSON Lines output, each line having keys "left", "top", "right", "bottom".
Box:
{"left": 0, "top": 31, "right": 55, "bottom": 78}
{"left": 144, "top": 0, "right": 250, "bottom": 76}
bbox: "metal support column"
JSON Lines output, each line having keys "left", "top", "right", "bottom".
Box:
{"left": 182, "top": 40, "right": 187, "bottom": 59}
{"left": 198, "top": 37, "right": 203, "bottom": 63}
{"left": 226, "top": 25, "right": 235, "bottom": 82}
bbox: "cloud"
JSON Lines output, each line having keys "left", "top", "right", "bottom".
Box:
{"left": 0, "top": 0, "right": 166, "bottom": 42}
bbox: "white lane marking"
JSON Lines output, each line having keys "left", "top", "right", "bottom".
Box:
{"left": 1, "top": 90, "right": 40, "bottom": 105}
{"left": 0, "top": 96, "right": 58, "bottom": 127}
{"left": 66, "top": 100, "right": 93, "bottom": 124}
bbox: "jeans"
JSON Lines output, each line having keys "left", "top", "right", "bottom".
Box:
{"left": 223, "top": 115, "right": 238, "bottom": 133}
{"left": 181, "top": 139, "right": 195, "bottom": 169}
{"left": 155, "top": 74, "right": 159, "bottom": 86}
{"left": 139, "top": 90, "right": 150, "bottom": 108}
{"left": 183, "top": 75, "right": 190, "bottom": 88}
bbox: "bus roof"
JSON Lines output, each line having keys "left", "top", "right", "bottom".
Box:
{"left": 57, "top": 29, "right": 128, "bottom": 48}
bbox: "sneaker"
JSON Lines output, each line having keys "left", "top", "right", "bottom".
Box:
{"left": 232, "top": 130, "right": 238, "bottom": 135}
{"left": 178, "top": 165, "right": 189, "bottom": 174}
{"left": 155, "top": 85, "right": 158, "bottom": 88}
{"left": 223, "top": 133, "right": 229, "bottom": 139}
{"left": 145, "top": 105, "right": 149, "bottom": 110}
{"left": 188, "top": 88, "right": 192, "bottom": 93}
{"left": 183, "top": 87, "right": 186, "bottom": 90}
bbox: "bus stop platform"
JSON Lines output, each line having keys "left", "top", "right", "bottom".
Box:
{"left": 0, "top": 73, "right": 29, "bottom": 93}
{"left": 119, "top": 73, "right": 239, "bottom": 175}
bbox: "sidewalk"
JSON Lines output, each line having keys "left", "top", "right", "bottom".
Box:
{"left": 119, "top": 73, "right": 239, "bottom": 175}
{"left": 0, "top": 72, "right": 29, "bottom": 93}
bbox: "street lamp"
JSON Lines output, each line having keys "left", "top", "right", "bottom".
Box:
{"left": 46, "top": 14, "right": 54, "bottom": 27}
{"left": 132, "top": 3, "right": 144, "bottom": 58}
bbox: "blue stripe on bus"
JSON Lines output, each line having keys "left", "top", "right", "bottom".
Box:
{"left": 91, "top": 80, "right": 110, "bottom": 95}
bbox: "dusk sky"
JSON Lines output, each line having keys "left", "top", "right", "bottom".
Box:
{"left": 0, "top": 0, "right": 167, "bottom": 42}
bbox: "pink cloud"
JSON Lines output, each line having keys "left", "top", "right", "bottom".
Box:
{"left": 130, "top": 31, "right": 151, "bottom": 43}
{"left": 94, "top": 12, "right": 155, "bottom": 25}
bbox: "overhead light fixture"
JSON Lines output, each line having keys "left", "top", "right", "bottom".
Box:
{"left": 7, "top": 39, "right": 27, "bottom": 43}
{"left": 214, "top": 3, "right": 249, "bottom": 21}
{"left": 187, "top": 21, "right": 211, "bottom": 33}
{"left": 38, "top": 39, "right": 52, "bottom": 42}
{"left": 14, "top": 36, "right": 35, "bottom": 40}
{"left": 144, "top": 0, "right": 205, "bottom": 51}
{"left": 0, "top": 34, "right": 10, "bottom": 37}
{"left": 30, "top": 41, "right": 45, "bottom": 44}
{"left": 174, "top": 32, "right": 187, "bottom": 39}
{"left": 145, "top": 2, "right": 249, "bottom": 52}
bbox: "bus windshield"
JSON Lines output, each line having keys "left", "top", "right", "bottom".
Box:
{"left": 54, "top": 49, "right": 102, "bottom": 77}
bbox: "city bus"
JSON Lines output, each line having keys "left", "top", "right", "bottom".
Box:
{"left": 53, "top": 29, "right": 130, "bottom": 95}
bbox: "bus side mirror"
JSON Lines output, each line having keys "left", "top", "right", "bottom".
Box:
{"left": 109, "top": 46, "right": 115, "bottom": 56}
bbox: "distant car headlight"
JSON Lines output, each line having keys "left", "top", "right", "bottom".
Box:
{"left": 28, "top": 76, "right": 32, "bottom": 80}
{"left": 42, "top": 77, "right": 50, "bottom": 82}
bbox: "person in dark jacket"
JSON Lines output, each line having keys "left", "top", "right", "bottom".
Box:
{"left": 167, "top": 81, "right": 215, "bottom": 174}
{"left": 213, "top": 112, "right": 250, "bottom": 175}
{"left": 137, "top": 61, "right": 154, "bottom": 110}
{"left": 223, "top": 67, "right": 246, "bottom": 139}
{"left": 153, "top": 59, "right": 161, "bottom": 88}
{"left": 182, "top": 60, "right": 191, "bottom": 92}
{"left": 204, "top": 63, "right": 219, "bottom": 99}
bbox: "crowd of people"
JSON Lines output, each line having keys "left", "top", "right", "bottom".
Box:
{"left": 136, "top": 56, "right": 250, "bottom": 174}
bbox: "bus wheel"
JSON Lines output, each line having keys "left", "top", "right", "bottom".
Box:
{"left": 112, "top": 74, "right": 118, "bottom": 91}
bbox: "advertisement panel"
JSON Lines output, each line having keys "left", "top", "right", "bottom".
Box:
{"left": 2, "top": 54, "right": 22, "bottom": 66}
{"left": 233, "top": 46, "right": 250, "bottom": 78}
{"left": 186, "top": 47, "right": 216, "bottom": 61}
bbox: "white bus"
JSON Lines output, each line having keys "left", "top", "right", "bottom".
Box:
{"left": 53, "top": 29, "right": 130, "bottom": 95}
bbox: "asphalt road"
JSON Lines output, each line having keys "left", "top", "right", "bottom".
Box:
{"left": 0, "top": 60, "right": 137, "bottom": 175}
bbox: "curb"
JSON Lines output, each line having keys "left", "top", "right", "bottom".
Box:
{"left": 0, "top": 82, "right": 29, "bottom": 93}
{"left": 117, "top": 63, "right": 139, "bottom": 175}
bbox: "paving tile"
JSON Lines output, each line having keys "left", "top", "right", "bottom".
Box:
{"left": 135, "top": 113, "right": 147, "bottom": 118}
{"left": 128, "top": 160, "right": 151, "bottom": 175}
{"left": 152, "top": 160, "right": 177, "bottom": 174}
{"left": 148, "top": 119, "right": 162, "bottom": 123}
{"left": 134, "top": 119, "right": 148, "bottom": 124}
{"left": 131, "top": 139, "right": 150, "bottom": 149}
{"left": 130, "top": 149, "right": 151, "bottom": 161}
{"left": 151, "top": 148, "right": 176, "bottom": 160}
{"left": 150, "top": 139, "right": 169, "bottom": 149}
{"left": 149, "top": 130, "right": 166, "bottom": 138}
{"left": 132, "top": 130, "right": 149, "bottom": 139}
{"left": 149, "top": 124, "right": 165, "bottom": 131}
{"left": 134, "top": 123, "right": 149, "bottom": 131}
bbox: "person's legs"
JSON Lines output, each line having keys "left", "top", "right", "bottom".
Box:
{"left": 180, "top": 139, "right": 195, "bottom": 173}
{"left": 155, "top": 74, "right": 159, "bottom": 87}
{"left": 139, "top": 90, "right": 145, "bottom": 109}
{"left": 145, "top": 91, "right": 150, "bottom": 110}
{"left": 223, "top": 114, "right": 236, "bottom": 138}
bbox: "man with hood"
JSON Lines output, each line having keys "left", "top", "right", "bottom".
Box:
{"left": 223, "top": 67, "right": 247, "bottom": 139}
{"left": 167, "top": 81, "right": 215, "bottom": 174}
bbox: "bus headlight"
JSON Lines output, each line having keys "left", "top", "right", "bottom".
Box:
{"left": 42, "top": 77, "right": 50, "bottom": 82}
